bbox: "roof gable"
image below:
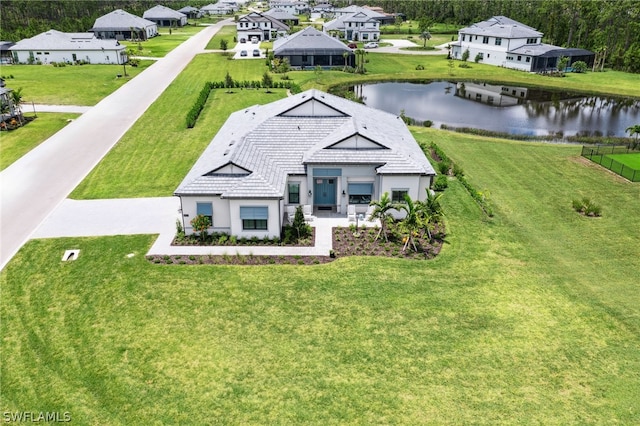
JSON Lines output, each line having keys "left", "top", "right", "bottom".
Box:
{"left": 206, "top": 162, "right": 252, "bottom": 176}
{"left": 326, "top": 134, "right": 389, "bottom": 150}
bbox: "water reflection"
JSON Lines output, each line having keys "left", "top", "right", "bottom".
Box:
{"left": 352, "top": 81, "right": 640, "bottom": 138}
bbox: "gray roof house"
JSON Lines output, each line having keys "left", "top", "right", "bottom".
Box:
{"left": 90, "top": 9, "right": 158, "bottom": 41}
{"left": 237, "top": 11, "right": 289, "bottom": 41}
{"left": 263, "top": 8, "right": 299, "bottom": 26}
{"left": 143, "top": 5, "right": 188, "bottom": 27}
{"left": 201, "top": 2, "right": 238, "bottom": 15}
{"left": 451, "top": 16, "right": 594, "bottom": 72}
{"left": 9, "top": 29, "right": 127, "bottom": 64}
{"left": 175, "top": 89, "right": 436, "bottom": 239}
{"left": 177, "top": 6, "right": 203, "bottom": 19}
{"left": 324, "top": 8, "right": 380, "bottom": 41}
{"left": 274, "top": 26, "right": 354, "bottom": 69}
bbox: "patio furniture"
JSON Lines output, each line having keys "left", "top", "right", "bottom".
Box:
{"left": 303, "top": 204, "right": 313, "bottom": 221}
{"left": 347, "top": 204, "right": 356, "bottom": 222}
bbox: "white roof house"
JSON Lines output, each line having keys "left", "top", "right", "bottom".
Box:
{"left": 201, "top": 2, "right": 238, "bottom": 15}
{"left": 274, "top": 26, "right": 354, "bottom": 69}
{"left": 90, "top": 9, "right": 158, "bottom": 41}
{"left": 450, "top": 16, "right": 594, "bottom": 72}
{"left": 143, "top": 5, "right": 188, "bottom": 27}
{"left": 175, "top": 89, "right": 436, "bottom": 238}
{"left": 177, "top": 6, "right": 203, "bottom": 19}
{"left": 9, "top": 29, "right": 127, "bottom": 64}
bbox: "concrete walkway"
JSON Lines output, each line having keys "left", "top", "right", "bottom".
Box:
{"left": 0, "top": 19, "right": 232, "bottom": 270}
{"left": 31, "top": 197, "right": 379, "bottom": 257}
{"left": 377, "top": 39, "right": 449, "bottom": 55}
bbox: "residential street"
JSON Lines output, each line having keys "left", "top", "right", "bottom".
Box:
{"left": 0, "top": 19, "right": 231, "bottom": 270}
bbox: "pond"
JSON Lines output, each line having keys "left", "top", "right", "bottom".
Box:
{"left": 350, "top": 81, "right": 640, "bottom": 138}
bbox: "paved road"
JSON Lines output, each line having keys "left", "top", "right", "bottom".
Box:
{"left": 0, "top": 19, "right": 231, "bottom": 270}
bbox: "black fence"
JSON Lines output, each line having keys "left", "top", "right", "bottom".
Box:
{"left": 581, "top": 144, "right": 640, "bottom": 182}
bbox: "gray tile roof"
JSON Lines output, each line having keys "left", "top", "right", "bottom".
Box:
{"left": 176, "top": 90, "right": 435, "bottom": 198}
{"left": 239, "top": 12, "right": 289, "bottom": 31}
{"left": 91, "top": 9, "right": 157, "bottom": 31}
{"left": 459, "top": 15, "right": 542, "bottom": 39}
{"left": 263, "top": 8, "right": 298, "bottom": 21}
{"left": 10, "top": 29, "right": 125, "bottom": 52}
{"left": 143, "top": 5, "right": 186, "bottom": 20}
{"left": 273, "top": 26, "right": 352, "bottom": 54}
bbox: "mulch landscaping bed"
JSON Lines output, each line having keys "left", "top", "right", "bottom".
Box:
{"left": 147, "top": 225, "right": 445, "bottom": 265}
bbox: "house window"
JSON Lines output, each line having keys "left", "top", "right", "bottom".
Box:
{"left": 517, "top": 55, "right": 522, "bottom": 61}
{"left": 196, "top": 202, "right": 213, "bottom": 225}
{"left": 527, "top": 38, "right": 537, "bottom": 44}
{"left": 288, "top": 182, "right": 300, "bottom": 204}
{"left": 240, "top": 206, "right": 268, "bottom": 230}
{"left": 495, "top": 37, "right": 502, "bottom": 46}
{"left": 462, "top": 35, "right": 466, "bottom": 41}
{"left": 487, "top": 96, "right": 494, "bottom": 104}
{"left": 482, "top": 36, "right": 489, "bottom": 44}
{"left": 391, "top": 189, "right": 409, "bottom": 203}
{"left": 348, "top": 183, "right": 373, "bottom": 205}
{"left": 476, "top": 93, "right": 482, "bottom": 101}
{"left": 526, "top": 57, "right": 531, "bottom": 63}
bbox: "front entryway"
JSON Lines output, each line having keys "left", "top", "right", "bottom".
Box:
{"left": 314, "top": 178, "right": 336, "bottom": 207}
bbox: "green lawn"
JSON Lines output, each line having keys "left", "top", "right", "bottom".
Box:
{"left": 3, "top": 136, "right": 639, "bottom": 423}
{"left": 0, "top": 62, "right": 152, "bottom": 105}
{"left": 0, "top": 113, "right": 79, "bottom": 170}
{"left": 606, "top": 152, "right": 640, "bottom": 169}
{"left": 121, "top": 25, "right": 206, "bottom": 57}
{"left": 205, "top": 24, "right": 238, "bottom": 50}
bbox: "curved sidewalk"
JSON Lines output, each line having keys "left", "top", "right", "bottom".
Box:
{"left": 0, "top": 20, "right": 231, "bottom": 270}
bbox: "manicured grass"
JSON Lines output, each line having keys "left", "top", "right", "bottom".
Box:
{"left": 121, "top": 25, "right": 205, "bottom": 57}
{"left": 71, "top": 53, "right": 285, "bottom": 199}
{"left": 0, "top": 62, "right": 152, "bottom": 105}
{"left": 0, "top": 113, "right": 79, "bottom": 170}
{"left": 606, "top": 152, "right": 640, "bottom": 169}
{"left": 3, "top": 137, "right": 640, "bottom": 422}
{"left": 205, "top": 24, "right": 238, "bottom": 50}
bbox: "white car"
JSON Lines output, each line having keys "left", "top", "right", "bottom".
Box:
{"left": 364, "top": 42, "right": 378, "bottom": 49}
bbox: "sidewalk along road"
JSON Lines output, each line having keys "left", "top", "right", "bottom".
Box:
{"left": 0, "top": 19, "right": 232, "bottom": 271}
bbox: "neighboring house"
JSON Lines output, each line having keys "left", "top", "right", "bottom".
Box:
{"left": 143, "top": 5, "right": 188, "bottom": 27}
{"left": 175, "top": 89, "right": 436, "bottom": 238}
{"left": 237, "top": 12, "right": 289, "bottom": 42}
{"left": 9, "top": 29, "right": 127, "bottom": 64}
{"left": 0, "top": 41, "right": 15, "bottom": 64}
{"left": 268, "top": 1, "right": 309, "bottom": 16}
{"left": 274, "top": 26, "right": 354, "bottom": 69}
{"left": 310, "top": 3, "right": 334, "bottom": 20}
{"left": 450, "top": 16, "right": 594, "bottom": 72}
{"left": 201, "top": 2, "right": 238, "bottom": 15}
{"left": 177, "top": 6, "right": 203, "bottom": 19}
{"left": 90, "top": 9, "right": 158, "bottom": 41}
{"left": 324, "top": 10, "right": 380, "bottom": 41}
{"left": 263, "top": 8, "right": 299, "bottom": 26}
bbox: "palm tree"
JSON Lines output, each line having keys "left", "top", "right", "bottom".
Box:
{"left": 342, "top": 51, "right": 349, "bottom": 72}
{"left": 397, "top": 194, "right": 422, "bottom": 252}
{"left": 354, "top": 49, "right": 367, "bottom": 74}
{"left": 368, "top": 192, "right": 394, "bottom": 242}
{"left": 419, "top": 31, "right": 431, "bottom": 48}
{"left": 626, "top": 124, "right": 640, "bottom": 149}
{"left": 417, "top": 189, "right": 444, "bottom": 241}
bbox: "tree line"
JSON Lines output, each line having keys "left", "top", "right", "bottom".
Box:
{"left": 336, "top": 0, "right": 640, "bottom": 73}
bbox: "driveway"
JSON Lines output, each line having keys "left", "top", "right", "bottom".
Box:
{"left": 0, "top": 19, "right": 232, "bottom": 270}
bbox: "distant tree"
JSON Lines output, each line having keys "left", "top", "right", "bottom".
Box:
{"left": 224, "top": 71, "right": 234, "bottom": 92}
{"left": 355, "top": 48, "right": 367, "bottom": 73}
{"left": 461, "top": 48, "right": 470, "bottom": 62}
{"left": 262, "top": 71, "right": 273, "bottom": 92}
{"left": 626, "top": 124, "right": 640, "bottom": 148}
{"left": 572, "top": 60, "right": 588, "bottom": 73}
{"left": 418, "top": 17, "right": 432, "bottom": 34}
{"left": 342, "top": 51, "right": 350, "bottom": 71}
{"left": 557, "top": 56, "right": 569, "bottom": 72}
{"left": 220, "top": 38, "right": 228, "bottom": 52}
{"left": 419, "top": 31, "right": 431, "bottom": 48}
{"left": 292, "top": 206, "right": 311, "bottom": 239}
{"left": 394, "top": 15, "right": 403, "bottom": 30}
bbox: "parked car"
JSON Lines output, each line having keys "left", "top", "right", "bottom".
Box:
{"left": 364, "top": 42, "right": 378, "bottom": 49}
{"left": 251, "top": 37, "right": 259, "bottom": 44}
{"left": 252, "top": 49, "right": 260, "bottom": 57}
{"left": 240, "top": 38, "right": 246, "bottom": 43}
{"left": 240, "top": 50, "right": 248, "bottom": 57}
{"left": 347, "top": 43, "right": 357, "bottom": 49}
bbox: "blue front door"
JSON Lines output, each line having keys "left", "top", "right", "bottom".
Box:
{"left": 314, "top": 178, "right": 336, "bottom": 205}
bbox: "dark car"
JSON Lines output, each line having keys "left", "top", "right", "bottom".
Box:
{"left": 252, "top": 49, "right": 260, "bottom": 57}
{"left": 240, "top": 50, "right": 248, "bottom": 57}
{"left": 240, "top": 38, "right": 246, "bottom": 43}
{"left": 348, "top": 43, "right": 357, "bottom": 49}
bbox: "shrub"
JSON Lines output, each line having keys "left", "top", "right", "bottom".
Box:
{"left": 437, "top": 160, "right": 451, "bottom": 175}
{"left": 423, "top": 120, "right": 433, "bottom": 127}
{"left": 433, "top": 175, "right": 448, "bottom": 191}
{"left": 572, "top": 197, "right": 602, "bottom": 216}
{"left": 415, "top": 64, "right": 425, "bottom": 70}
{"left": 190, "top": 214, "right": 211, "bottom": 241}
{"left": 572, "top": 60, "right": 588, "bottom": 73}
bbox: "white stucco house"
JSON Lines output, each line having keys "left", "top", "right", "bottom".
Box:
{"left": 201, "top": 2, "right": 238, "bottom": 15}
{"left": 268, "top": 1, "right": 309, "bottom": 16}
{"left": 323, "top": 7, "right": 380, "bottom": 41}
{"left": 237, "top": 12, "right": 289, "bottom": 42}
{"left": 143, "top": 5, "right": 188, "bottom": 27}
{"left": 9, "top": 29, "right": 127, "bottom": 64}
{"left": 90, "top": 9, "right": 158, "bottom": 41}
{"left": 450, "top": 16, "right": 594, "bottom": 72}
{"left": 175, "top": 89, "right": 436, "bottom": 238}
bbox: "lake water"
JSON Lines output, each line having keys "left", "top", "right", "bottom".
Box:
{"left": 352, "top": 81, "right": 640, "bottom": 138}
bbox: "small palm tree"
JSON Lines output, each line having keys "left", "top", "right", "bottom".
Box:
{"left": 418, "top": 189, "right": 444, "bottom": 240}
{"left": 397, "top": 194, "right": 422, "bottom": 252}
{"left": 419, "top": 31, "right": 431, "bottom": 48}
{"left": 369, "top": 192, "right": 394, "bottom": 242}
{"left": 626, "top": 124, "right": 640, "bottom": 149}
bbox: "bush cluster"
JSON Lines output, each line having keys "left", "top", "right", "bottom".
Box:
{"left": 572, "top": 197, "right": 602, "bottom": 216}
